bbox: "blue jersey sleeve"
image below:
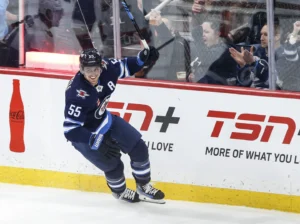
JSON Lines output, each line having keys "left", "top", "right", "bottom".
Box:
{"left": 63, "top": 78, "right": 94, "bottom": 144}
{"left": 106, "top": 53, "right": 144, "bottom": 79}
{"left": 63, "top": 100, "right": 92, "bottom": 144}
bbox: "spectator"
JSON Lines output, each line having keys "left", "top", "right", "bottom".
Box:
{"left": 282, "top": 21, "right": 300, "bottom": 62}
{"left": 0, "top": 0, "right": 21, "bottom": 67}
{"left": 135, "top": 10, "right": 173, "bottom": 80}
{"left": 190, "top": 0, "right": 214, "bottom": 44}
{"left": 191, "top": 0, "right": 213, "bottom": 27}
{"left": 0, "top": 0, "right": 21, "bottom": 40}
{"left": 188, "top": 17, "right": 237, "bottom": 86}
{"left": 6, "top": 0, "right": 19, "bottom": 15}
{"left": 224, "top": 0, "right": 252, "bottom": 44}
{"left": 0, "top": 0, "right": 63, "bottom": 67}
{"left": 229, "top": 21, "right": 283, "bottom": 89}
{"left": 276, "top": 21, "right": 300, "bottom": 91}
{"left": 246, "top": 11, "right": 267, "bottom": 45}
{"left": 72, "top": 0, "right": 98, "bottom": 50}
{"left": 0, "top": 0, "right": 9, "bottom": 40}
{"left": 6, "top": 10, "right": 17, "bottom": 24}
{"left": 136, "top": 9, "right": 190, "bottom": 81}
{"left": 191, "top": 0, "right": 265, "bottom": 45}
{"left": 6, "top": 0, "right": 18, "bottom": 26}
{"left": 26, "top": 0, "right": 64, "bottom": 52}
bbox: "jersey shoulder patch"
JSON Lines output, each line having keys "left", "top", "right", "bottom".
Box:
{"left": 102, "top": 57, "right": 123, "bottom": 78}
{"left": 103, "top": 58, "right": 122, "bottom": 71}
{"left": 101, "top": 59, "right": 109, "bottom": 70}
{"left": 105, "top": 58, "right": 120, "bottom": 66}
{"left": 65, "top": 73, "right": 95, "bottom": 106}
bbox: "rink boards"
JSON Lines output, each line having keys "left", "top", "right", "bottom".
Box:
{"left": 1, "top": 69, "right": 300, "bottom": 213}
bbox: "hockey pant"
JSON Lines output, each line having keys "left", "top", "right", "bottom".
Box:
{"left": 72, "top": 115, "right": 150, "bottom": 194}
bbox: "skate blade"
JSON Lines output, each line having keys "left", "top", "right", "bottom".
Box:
{"left": 139, "top": 195, "right": 166, "bottom": 204}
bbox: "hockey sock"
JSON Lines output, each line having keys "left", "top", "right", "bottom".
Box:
{"left": 128, "top": 139, "right": 151, "bottom": 185}
{"left": 105, "top": 162, "right": 126, "bottom": 193}
{"left": 131, "top": 159, "right": 151, "bottom": 185}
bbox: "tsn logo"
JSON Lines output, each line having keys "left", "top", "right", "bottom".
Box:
{"left": 107, "top": 102, "right": 180, "bottom": 133}
{"left": 207, "top": 110, "right": 297, "bottom": 145}
{"left": 108, "top": 102, "right": 153, "bottom": 131}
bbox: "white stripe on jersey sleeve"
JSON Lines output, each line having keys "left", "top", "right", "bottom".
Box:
{"left": 124, "top": 58, "right": 131, "bottom": 77}
{"left": 93, "top": 113, "right": 109, "bottom": 134}
{"left": 64, "top": 125, "right": 81, "bottom": 133}
{"left": 64, "top": 117, "right": 84, "bottom": 126}
{"left": 118, "top": 59, "right": 131, "bottom": 78}
{"left": 119, "top": 60, "right": 125, "bottom": 78}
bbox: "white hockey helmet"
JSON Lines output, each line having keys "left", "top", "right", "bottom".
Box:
{"left": 39, "top": 0, "right": 63, "bottom": 15}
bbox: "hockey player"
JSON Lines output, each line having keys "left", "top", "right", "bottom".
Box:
{"left": 63, "top": 46, "right": 165, "bottom": 203}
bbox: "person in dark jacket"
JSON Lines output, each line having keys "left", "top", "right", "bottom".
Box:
{"left": 229, "top": 22, "right": 283, "bottom": 89}
{"left": 276, "top": 20, "right": 300, "bottom": 92}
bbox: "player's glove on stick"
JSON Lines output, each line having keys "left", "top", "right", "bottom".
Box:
{"left": 139, "top": 46, "right": 160, "bottom": 66}
{"left": 89, "top": 131, "right": 122, "bottom": 159}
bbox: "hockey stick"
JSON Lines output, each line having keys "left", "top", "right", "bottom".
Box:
{"left": 121, "top": 0, "right": 149, "bottom": 49}
{"left": 144, "top": 0, "right": 173, "bottom": 20}
{"left": 75, "top": 0, "right": 96, "bottom": 49}
{"left": 145, "top": 0, "right": 175, "bottom": 51}
{"left": 157, "top": 37, "right": 175, "bottom": 51}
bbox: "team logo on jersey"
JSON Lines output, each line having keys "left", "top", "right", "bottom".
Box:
{"left": 76, "top": 89, "right": 90, "bottom": 99}
{"left": 66, "top": 77, "right": 74, "bottom": 91}
{"left": 96, "top": 85, "right": 103, "bottom": 92}
{"left": 95, "top": 95, "right": 111, "bottom": 119}
{"left": 101, "top": 60, "right": 108, "bottom": 70}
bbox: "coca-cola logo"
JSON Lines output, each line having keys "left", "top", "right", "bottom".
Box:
{"left": 10, "top": 110, "right": 24, "bottom": 120}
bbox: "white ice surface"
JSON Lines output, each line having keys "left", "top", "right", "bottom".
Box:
{"left": 1, "top": 183, "right": 300, "bottom": 224}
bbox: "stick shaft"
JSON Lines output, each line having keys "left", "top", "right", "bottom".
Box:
{"left": 121, "top": 0, "right": 149, "bottom": 49}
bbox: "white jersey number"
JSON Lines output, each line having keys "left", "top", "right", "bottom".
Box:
{"left": 68, "top": 104, "right": 82, "bottom": 117}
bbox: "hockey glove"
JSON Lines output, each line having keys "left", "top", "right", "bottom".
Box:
{"left": 89, "top": 131, "right": 121, "bottom": 159}
{"left": 138, "top": 46, "right": 160, "bottom": 66}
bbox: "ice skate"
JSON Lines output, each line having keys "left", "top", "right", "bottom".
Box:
{"left": 137, "top": 183, "right": 165, "bottom": 204}
{"left": 112, "top": 188, "right": 140, "bottom": 203}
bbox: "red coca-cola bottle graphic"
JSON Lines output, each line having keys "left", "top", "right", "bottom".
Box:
{"left": 9, "top": 79, "right": 25, "bottom": 153}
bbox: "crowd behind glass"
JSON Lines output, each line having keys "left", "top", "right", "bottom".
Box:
{"left": 1, "top": 0, "right": 300, "bottom": 92}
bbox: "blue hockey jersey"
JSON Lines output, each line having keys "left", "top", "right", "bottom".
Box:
{"left": 63, "top": 56, "right": 144, "bottom": 144}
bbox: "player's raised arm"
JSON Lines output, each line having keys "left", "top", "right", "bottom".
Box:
{"left": 115, "top": 46, "right": 160, "bottom": 79}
